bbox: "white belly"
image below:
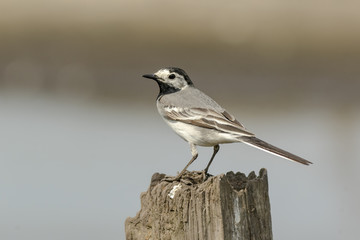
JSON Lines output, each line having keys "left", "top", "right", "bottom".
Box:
{"left": 163, "top": 119, "right": 239, "bottom": 146}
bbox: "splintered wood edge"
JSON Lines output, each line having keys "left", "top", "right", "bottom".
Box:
{"left": 149, "top": 168, "right": 268, "bottom": 188}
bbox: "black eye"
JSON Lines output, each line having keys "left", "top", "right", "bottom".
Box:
{"left": 169, "top": 74, "right": 175, "bottom": 79}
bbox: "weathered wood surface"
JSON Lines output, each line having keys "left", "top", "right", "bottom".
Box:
{"left": 125, "top": 169, "right": 272, "bottom": 240}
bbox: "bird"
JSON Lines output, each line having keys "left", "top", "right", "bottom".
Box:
{"left": 143, "top": 67, "right": 312, "bottom": 180}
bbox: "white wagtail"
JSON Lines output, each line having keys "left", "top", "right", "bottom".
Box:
{"left": 143, "top": 67, "right": 312, "bottom": 180}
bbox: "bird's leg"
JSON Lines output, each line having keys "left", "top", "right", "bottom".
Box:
{"left": 175, "top": 144, "right": 198, "bottom": 180}
{"left": 163, "top": 144, "right": 198, "bottom": 182}
{"left": 203, "top": 144, "right": 220, "bottom": 175}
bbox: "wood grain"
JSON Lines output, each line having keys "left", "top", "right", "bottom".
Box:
{"left": 125, "top": 169, "right": 272, "bottom": 240}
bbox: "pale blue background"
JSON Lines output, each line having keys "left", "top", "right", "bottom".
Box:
{"left": 1, "top": 1, "right": 360, "bottom": 239}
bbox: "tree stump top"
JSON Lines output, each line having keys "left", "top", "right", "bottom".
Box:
{"left": 125, "top": 169, "right": 272, "bottom": 240}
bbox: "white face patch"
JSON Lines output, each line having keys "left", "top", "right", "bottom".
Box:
{"left": 154, "top": 69, "right": 188, "bottom": 90}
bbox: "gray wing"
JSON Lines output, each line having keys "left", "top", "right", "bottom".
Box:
{"left": 162, "top": 106, "right": 254, "bottom": 137}
{"left": 159, "top": 86, "right": 225, "bottom": 111}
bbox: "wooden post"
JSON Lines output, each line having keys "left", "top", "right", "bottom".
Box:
{"left": 125, "top": 169, "right": 272, "bottom": 240}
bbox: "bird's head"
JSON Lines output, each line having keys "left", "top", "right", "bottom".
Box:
{"left": 143, "top": 67, "right": 194, "bottom": 96}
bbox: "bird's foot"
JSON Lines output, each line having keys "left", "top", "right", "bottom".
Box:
{"left": 201, "top": 170, "right": 212, "bottom": 182}
{"left": 161, "top": 175, "right": 182, "bottom": 183}
{"left": 160, "top": 171, "right": 212, "bottom": 185}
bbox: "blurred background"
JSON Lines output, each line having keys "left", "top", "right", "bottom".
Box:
{"left": 1, "top": 0, "right": 359, "bottom": 239}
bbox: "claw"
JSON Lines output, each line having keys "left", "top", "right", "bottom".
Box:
{"left": 161, "top": 176, "right": 181, "bottom": 183}
{"left": 201, "top": 170, "right": 212, "bottom": 182}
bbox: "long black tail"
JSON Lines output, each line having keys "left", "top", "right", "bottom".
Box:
{"left": 241, "top": 136, "right": 312, "bottom": 165}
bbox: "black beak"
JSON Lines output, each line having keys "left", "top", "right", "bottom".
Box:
{"left": 142, "top": 74, "right": 158, "bottom": 81}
